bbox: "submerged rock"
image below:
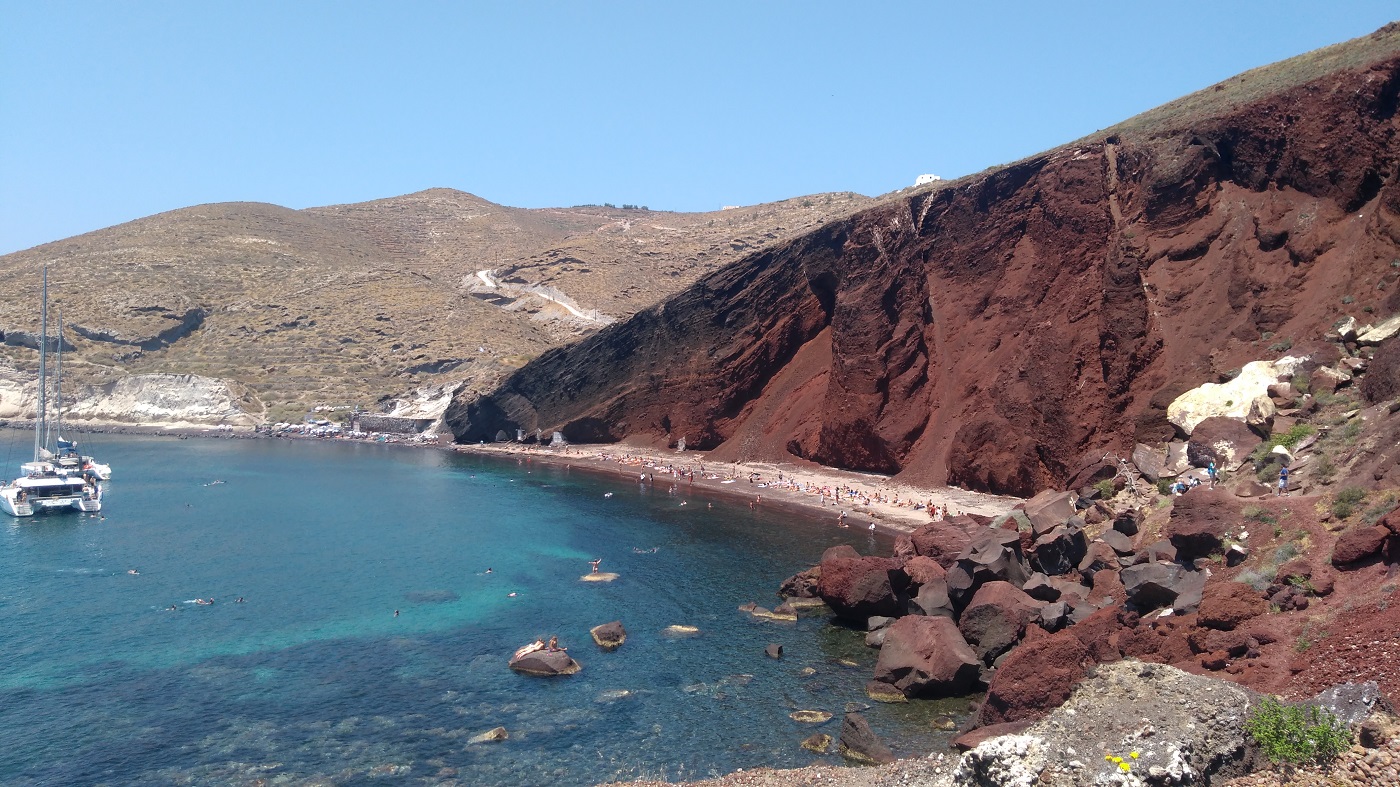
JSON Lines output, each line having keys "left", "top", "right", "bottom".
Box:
{"left": 837, "top": 713, "right": 895, "bottom": 765}
{"left": 468, "top": 726, "right": 508, "bottom": 744}
{"left": 508, "top": 647, "right": 580, "bottom": 677}
{"left": 789, "top": 709, "right": 833, "bottom": 723}
{"left": 801, "top": 733, "right": 833, "bottom": 753}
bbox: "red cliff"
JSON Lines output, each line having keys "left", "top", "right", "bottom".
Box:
{"left": 447, "top": 25, "right": 1400, "bottom": 495}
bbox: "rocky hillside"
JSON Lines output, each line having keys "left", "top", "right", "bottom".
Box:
{"left": 447, "top": 23, "right": 1400, "bottom": 496}
{"left": 0, "top": 190, "right": 868, "bottom": 424}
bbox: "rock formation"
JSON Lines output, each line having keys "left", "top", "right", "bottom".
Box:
{"left": 448, "top": 26, "right": 1400, "bottom": 496}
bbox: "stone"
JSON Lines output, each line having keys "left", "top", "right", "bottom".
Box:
{"left": 1164, "top": 441, "right": 1191, "bottom": 475}
{"left": 589, "top": 621, "right": 627, "bottom": 650}
{"left": 777, "top": 567, "right": 821, "bottom": 598}
{"left": 1030, "top": 525, "right": 1088, "bottom": 576}
{"left": 508, "top": 647, "right": 581, "bottom": 677}
{"left": 800, "top": 733, "right": 833, "bottom": 753}
{"left": 864, "top": 680, "right": 908, "bottom": 703}
{"left": 1089, "top": 569, "right": 1128, "bottom": 606}
{"left": 899, "top": 554, "right": 947, "bottom": 587}
{"left": 837, "top": 713, "right": 895, "bottom": 765}
{"left": 1357, "top": 313, "right": 1400, "bottom": 345}
{"left": 1311, "top": 365, "right": 1352, "bottom": 394}
{"left": 1310, "top": 681, "right": 1382, "bottom": 726}
{"left": 1099, "top": 529, "right": 1135, "bottom": 555}
{"left": 948, "top": 527, "right": 1031, "bottom": 605}
{"left": 1022, "top": 572, "right": 1060, "bottom": 602}
{"left": 1133, "top": 443, "right": 1167, "bottom": 483}
{"left": 1112, "top": 509, "right": 1142, "bottom": 537}
{"left": 1167, "top": 357, "right": 1307, "bottom": 435}
{"left": 1187, "top": 417, "right": 1264, "bottom": 468}
{"left": 789, "top": 709, "right": 832, "bottom": 723}
{"left": 1077, "top": 540, "right": 1120, "bottom": 579}
{"left": 821, "top": 544, "right": 862, "bottom": 562}
{"left": 764, "top": 643, "right": 784, "bottom": 659}
{"left": 1037, "top": 601, "right": 1070, "bottom": 632}
{"left": 872, "top": 615, "right": 981, "bottom": 698}
{"left": 1332, "top": 525, "right": 1390, "bottom": 566}
{"left": 468, "top": 726, "right": 508, "bottom": 744}
{"left": 953, "top": 734, "right": 1048, "bottom": 785}
{"left": 1068, "top": 606, "right": 1131, "bottom": 663}
{"left": 1333, "top": 315, "right": 1360, "bottom": 341}
{"left": 1122, "top": 563, "right": 1188, "bottom": 611}
{"left": 976, "top": 630, "right": 1091, "bottom": 727}
{"left": 907, "top": 578, "right": 954, "bottom": 618}
{"left": 908, "top": 521, "right": 976, "bottom": 568}
{"left": 952, "top": 721, "right": 1033, "bottom": 751}
{"left": 1023, "top": 490, "right": 1079, "bottom": 536}
{"left": 1360, "top": 719, "right": 1387, "bottom": 749}
{"left": 958, "top": 581, "right": 1041, "bottom": 664}
{"left": 817, "top": 555, "right": 906, "bottom": 621}
{"left": 1197, "top": 583, "right": 1267, "bottom": 630}
{"left": 1164, "top": 490, "right": 1240, "bottom": 561}
{"left": 1133, "top": 540, "right": 1178, "bottom": 565}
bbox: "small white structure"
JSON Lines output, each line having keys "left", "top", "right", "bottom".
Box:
{"left": 915, "top": 174, "right": 943, "bottom": 186}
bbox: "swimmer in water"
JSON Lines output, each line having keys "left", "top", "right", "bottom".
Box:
{"left": 869, "top": 521, "right": 876, "bottom": 532}
{"left": 485, "top": 567, "right": 493, "bottom": 574}
{"left": 394, "top": 609, "right": 399, "bottom": 617}
{"left": 236, "top": 597, "right": 245, "bottom": 603}
{"left": 127, "top": 569, "right": 140, "bottom": 575}
{"left": 165, "top": 604, "right": 178, "bottom": 611}
{"left": 508, "top": 592, "right": 518, "bottom": 598}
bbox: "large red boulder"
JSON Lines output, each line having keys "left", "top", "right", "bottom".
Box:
{"left": 1068, "top": 606, "right": 1132, "bottom": 664}
{"left": 900, "top": 555, "right": 947, "bottom": 587}
{"left": 1119, "top": 617, "right": 1195, "bottom": 664}
{"left": 1023, "top": 490, "right": 1078, "bottom": 536}
{"left": 958, "top": 581, "right": 1041, "bottom": 664}
{"left": 974, "top": 630, "right": 1090, "bottom": 726}
{"left": 909, "top": 522, "right": 974, "bottom": 567}
{"left": 817, "top": 556, "right": 906, "bottom": 621}
{"left": 1332, "top": 525, "right": 1390, "bottom": 566}
{"left": 1163, "top": 490, "right": 1241, "bottom": 561}
{"left": 871, "top": 615, "right": 981, "bottom": 698}
{"left": 1197, "top": 582, "right": 1267, "bottom": 630}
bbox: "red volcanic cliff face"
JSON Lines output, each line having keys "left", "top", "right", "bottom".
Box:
{"left": 447, "top": 39, "right": 1400, "bottom": 496}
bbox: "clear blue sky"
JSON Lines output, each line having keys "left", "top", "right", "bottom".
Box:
{"left": 2, "top": 1, "right": 1396, "bottom": 254}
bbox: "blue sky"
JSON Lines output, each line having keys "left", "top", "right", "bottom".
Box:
{"left": 1, "top": 2, "right": 1396, "bottom": 254}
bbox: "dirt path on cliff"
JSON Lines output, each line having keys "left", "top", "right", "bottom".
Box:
{"left": 455, "top": 442, "right": 1020, "bottom": 534}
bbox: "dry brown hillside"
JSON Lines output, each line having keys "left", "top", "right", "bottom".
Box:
{"left": 0, "top": 189, "right": 868, "bottom": 422}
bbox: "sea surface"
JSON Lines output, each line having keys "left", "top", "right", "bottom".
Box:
{"left": 0, "top": 433, "right": 969, "bottom": 786}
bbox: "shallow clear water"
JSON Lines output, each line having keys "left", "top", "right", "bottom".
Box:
{"left": 0, "top": 433, "right": 967, "bottom": 786}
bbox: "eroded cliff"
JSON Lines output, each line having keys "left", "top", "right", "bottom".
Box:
{"left": 448, "top": 25, "right": 1400, "bottom": 495}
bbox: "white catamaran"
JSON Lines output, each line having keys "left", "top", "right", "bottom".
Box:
{"left": 0, "top": 269, "right": 103, "bottom": 517}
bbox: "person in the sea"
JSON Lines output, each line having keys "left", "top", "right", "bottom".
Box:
{"left": 394, "top": 609, "right": 399, "bottom": 617}
{"left": 235, "top": 597, "right": 245, "bottom": 603}
{"left": 485, "top": 567, "right": 493, "bottom": 574}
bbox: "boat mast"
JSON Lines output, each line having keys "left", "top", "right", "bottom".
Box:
{"left": 34, "top": 267, "right": 48, "bottom": 462}
{"left": 54, "top": 311, "right": 63, "bottom": 452}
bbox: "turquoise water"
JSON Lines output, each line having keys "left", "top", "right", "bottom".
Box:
{"left": 0, "top": 434, "right": 966, "bottom": 785}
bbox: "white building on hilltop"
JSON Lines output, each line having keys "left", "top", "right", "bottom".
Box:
{"left": 915, "top": 174, "right": 942, "bottom": 186}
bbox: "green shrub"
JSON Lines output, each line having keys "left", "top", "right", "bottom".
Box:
{"left": 1336, "top": 487, "right": 1367, "bottom": 505}
{"left": 1362, "top": 497, "right": 1398, "bottom": 525}
{"left": 1242, "top": 505, "right": 1277, "bottom": 525}
{"left": 1332, "top": 501, "right": 1355, "bottom": 520}
{"left": 1244, "top": 696, "right": 1350, "bottom": 764}
{"left": 1269, "top": 339, "right": 1293, "bottom": 353}
{"left": 1155, "top": 478, "right": 1173, "bottom": 496}
{"left": 1289, "top": 373, "right": 1311, "bottom": 395}
{"left": 1273, "top": 543, "right": 1301, "bottom": 563}
{"left": 1314, "top": 453, "right": 1336, "bottom": 483}
{"left": 1094, "top": 479, "right": 1117, "bottom": 499}
{"left": 1257, "top": 461, "right": 1282, "bottom": 484}
{"left": 1235, "top": 568, "right": 1271, "bottom": 592}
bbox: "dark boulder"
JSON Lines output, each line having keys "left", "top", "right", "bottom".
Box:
{"left": 764, "top": 643, "right": 784, "bottom": 659}
{"left": 1113, "top": 509, "right": 1142, "bottom": 537}
{"left": 1023, "top": 490, "right": 1078, "bottom": 536}
{"left": 958, "top": 581, "right": 1041, "bottom": 664}
{"left": 589, "top": 621, "right": 627, "bottom": 650}
{"left": 872, "top": 615, "right": 981, "bottom": 698}
{"left": 509, "top": 648, "right": 581, "bottom": 676}
{"left": 947, "top": 527, "right": 1031, "bottom": 606}
{"left": 1030, "top": 525, "right": 1088, "bottom": 576}
{"left": 837, "top": 713, "right": 895, "bottom": 765}
{"left": 907, "top": 578, "right": 954, "bottom": 618}
{"left": 1121, "top": 563, "right": 1188, "bottom": 611}
{"left": 1100, "top": 529, "right": 1135, "bottom": 556}
{"left": 1187, "top": 417, "right": 1263, "bottom": 467}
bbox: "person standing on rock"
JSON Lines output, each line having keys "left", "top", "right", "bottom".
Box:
{"left": 1207, "top": 461, "right": 1218, "bottom": 488}
{"left": 1277, "top": 465, "right": 1289, "bottom": 496}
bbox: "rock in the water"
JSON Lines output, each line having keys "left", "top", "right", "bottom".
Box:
{"left": 581, "top": 572, "right": 620, "bottom": 582}
{"left": 765, "top": 643, "right": 784, "bottom": 659}
{"left": 778, "top": 566, "right": 821, "bottom": 598}
{"left": 801, "top": 733, "right": 833, "bottom": 753}
{"left": 865, "top": 680, "right": 909, "bottom": 703}
{"left": 872, "top": 615, "right": 981, "bottom": 698}
{"left": 590, "top": 620, "right": 627, "bottom": 650}
{"left": 662, "top": 624, "right": 699, "bottom": 637}
{"left": 816, "top": 555, "right": 907, "bottom": 622}
{"left": 508, "top": 647, "right": 581, "bottom": 677}
{"left": 789, "top": 709, "right": 833, "bottom": 723}
{"left": 837, "top": 713, "right": 895, "bottom": 765}
{"left": 468, "top": 726, "right": 509, "bottom": 744}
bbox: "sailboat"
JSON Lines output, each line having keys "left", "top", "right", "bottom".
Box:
{"left": 50, "top": 314, "right": 112, "bottom": 482}
{"left": 0, "top": 269, "right": 102, "bottom": 517}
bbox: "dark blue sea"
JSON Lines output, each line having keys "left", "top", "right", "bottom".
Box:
{"left": 0, "top": 433, "right": 967, "bottom": 786}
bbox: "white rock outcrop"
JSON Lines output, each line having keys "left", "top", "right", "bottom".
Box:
{"left": 1357, "top": 313, "right": 1400, "bottom": 345}
{"left": 1167, "top": 357, "right": 1306, "bottom": 435}
{"left": 65, "top": 374, "right": 258, "bottom": 428}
